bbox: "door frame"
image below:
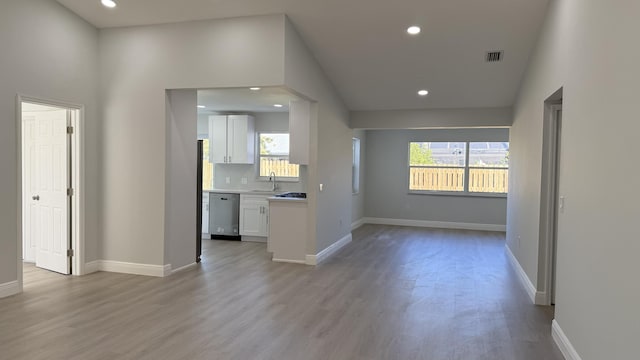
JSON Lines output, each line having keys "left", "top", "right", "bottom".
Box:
{"left": 538, "top": 99, "right": 563, "bottom": 305}
{"left": 16, "top": 94, "right": 86, "bottom": 288}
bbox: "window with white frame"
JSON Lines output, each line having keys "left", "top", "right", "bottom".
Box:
{"left": 408, "top": 141, "right": 509, "bottom": 194}
{"left": 258, "top": 133, "right": 299, "bottom": 179}
{"left": 352, "top": 138, "right": 360, "bottom": 194}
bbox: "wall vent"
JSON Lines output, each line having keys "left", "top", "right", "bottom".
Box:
{"left": 485, "top": 51, "right": 504, "bottom": 62}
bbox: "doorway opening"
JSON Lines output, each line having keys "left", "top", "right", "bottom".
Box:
{"left": 17, "top": 96, "right": 84, "bottom": 287}
{"left": 538, "top": 88, "right": 563, "bottom": 305}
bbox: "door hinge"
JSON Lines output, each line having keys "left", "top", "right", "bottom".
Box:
{"left": 67, "top": 249, "right": 74, "bottom": 257}
{"left": 67, "top": 188, "right": 74, "bottom": 196}
{"left": 67, "top": 126, "right": 74, "bottom": 134}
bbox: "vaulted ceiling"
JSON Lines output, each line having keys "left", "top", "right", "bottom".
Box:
{"left": 57, "top": 0, "right": 549, "bottom": 111}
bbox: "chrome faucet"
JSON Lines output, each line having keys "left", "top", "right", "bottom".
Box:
{"left": 269, "top": 171, "right": 278, "bottom": 191}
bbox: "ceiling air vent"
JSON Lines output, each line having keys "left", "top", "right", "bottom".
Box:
{"left": 485, "top": 50, "right": 504, "bottom": 63}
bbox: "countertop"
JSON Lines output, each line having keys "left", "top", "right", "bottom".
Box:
{"left": 204, "top": 189, "right": 277, "bottom": 195}
{"left": 205, "top": 189, "right": 307, "bottom": 202}
{"left": 267, "top": 196, "right": 308, "bottom": 203}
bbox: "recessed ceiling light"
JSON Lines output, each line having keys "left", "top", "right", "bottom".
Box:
{"left": 417, "top": 89, "right": 429, "bottom": 96}
{"left": 249, "top": 87, "right": 261, "bottom": 91}
{"left": 101, "top": 0, "right": 117, "bottom": 8}
{"left": 197, "top": 105, "right": 206, "bottom": 109}
{"left": 407, "top": 26, "right": 421, "bottom": 35}
{"left": 273, "top": 104, "right": 283, "bottom": 108}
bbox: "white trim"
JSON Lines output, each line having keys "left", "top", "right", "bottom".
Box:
{"left": 305, "top": 233, "right": 352, "bottom": 265}
{"left": 505, "top": 245, "right": 536, "bottom": 304}
{"left": 539, "top": 102, "right": 563, "bottom": 306}
{"left": 0, "top": 281, "right": 20, "bottom": 299}
{"left": 97, "top": 260, "right": 171, "bottom": 277}
{"left": 363, "top": 217, "right": 506, "bottom": 232}
{"left": 552, "top": 319, "right": 583, "bottom": 360}
{"left": 272, "top": 258, "right": 307, "bottom": 264}
{"left": 171, "top": 262, "right": 198, "bottom": 275}
{"left": 535, "top": 291, "right": 548, "bottom": 305}
{"left": 16, "top": 95, "right": 86, "bottom": 287}
{"left": 84, "top": 260, "right": 99, "bottom": 274}
{"left": 70, "top": 105, "right": 86, "bottom": 275}
{"left": 351, "top": 218, "right": 365, "bottom": 231}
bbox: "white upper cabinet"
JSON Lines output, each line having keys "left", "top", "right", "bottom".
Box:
{"left": 288, "top": 100, "right": 310, "bottom": 165}
{"left": 209, "top": 115, "right": 227, "bottom": 163}
{"left": 209, "top": 114, "right": 255, "bottom": 164}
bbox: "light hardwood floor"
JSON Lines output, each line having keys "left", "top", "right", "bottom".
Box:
{"left": 0, "top": 225, "right": 563, "bottom": 360}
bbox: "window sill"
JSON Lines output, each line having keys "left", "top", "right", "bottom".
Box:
{"left": 408, "top": 190, "right": 507, "bottom": 198}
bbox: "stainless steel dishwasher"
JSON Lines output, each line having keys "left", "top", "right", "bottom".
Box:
{"left": 209, "top": 193, "right": 240, "bottom": 240}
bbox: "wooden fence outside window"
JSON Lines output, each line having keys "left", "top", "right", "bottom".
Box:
{"left": 410, "top": 167, "right": 508, "bottom": 193}
{"left": 260, "top": 157, "right": 300, "bottom": 178}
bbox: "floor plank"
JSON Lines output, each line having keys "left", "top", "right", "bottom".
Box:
{"left": 0, "top": 225, "right": 563, "bottom": 359}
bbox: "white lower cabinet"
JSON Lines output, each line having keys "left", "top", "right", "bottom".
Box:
{"left": 239, "top": 194, "right": 269, "bottom": 238}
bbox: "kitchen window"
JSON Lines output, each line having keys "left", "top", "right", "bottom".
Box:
{"left": 408, "top": 141, "right": 509, "bottom": 195}
{"left": 258, "top": 133, "right": 299, "bottom": 179}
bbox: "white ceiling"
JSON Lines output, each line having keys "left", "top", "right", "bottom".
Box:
{"left": 197, "top": 87, "right": 300, "bottom": 113}
{"left": 57, "top": 0, "right": 550, "bottom": 111}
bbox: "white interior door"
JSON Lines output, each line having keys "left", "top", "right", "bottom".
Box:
{"left": 31, "top": 107, "right": 70, "bottom": 274}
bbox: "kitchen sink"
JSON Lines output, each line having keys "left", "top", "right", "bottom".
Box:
{"left": 274, "top": 192, "right": 307, "bottom": 199}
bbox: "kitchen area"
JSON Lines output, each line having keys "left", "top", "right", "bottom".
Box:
{"left": 196, "top": 87, "right": 311, "bottom": 264}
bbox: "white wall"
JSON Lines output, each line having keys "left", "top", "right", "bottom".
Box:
{"left": 283, "top": 18, "right": 352, "bottom": 254}
{"left": 365, "top": 129, "right": 508, "bottom": 227}
{"left": 98, "top": 15, "right": 286, "bottom": 266}
{"left": 508, "top": 0, "right": 640, "bottom": 358}
{"left": 164, "top": 89, "right": 197, "bottom": 271}
{"left": 0, "top": 0, "right": 99, "bottom": 289}
{"left": 351, "top": 107, "right": 513, "bottom": 129}
{"left": 351, "top": 130, "right": 366, "bottom": 226}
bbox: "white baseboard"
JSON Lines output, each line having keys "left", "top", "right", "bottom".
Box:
{"left": 351, "top": 218, "right": 365, "bottom": 231}
{"left": 535, "top": 290, "right": 549, "bottom": 305}
{"left": 272, "top": 258, "right": 306, "bottom": 264}
{"left": 505, "top": 245, "right": 536, "bottom": 304}
{"left": 84, "top": 260, "right": 99, "bottom": 274}
{"left": 552, "top": 319, "right": 583, "bottom": 360}
{"left": 97, "top": 260, "right": 171, "bottom": 277}
{"left": 0, "top": 280, "right": 20, "bottom": 299}
{"left": 363, "top": 217, "right": 506, "bottom": 232}
{"left": 171, "top": 262, "right": 197, "bottom": 275}
{"left": 305, "top": 233, "right": 352, "bottom": 265}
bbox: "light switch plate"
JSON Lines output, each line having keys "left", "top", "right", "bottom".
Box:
{"left": 241, "top": 177, "right": 248, "bottom": 185}
{"left": 225, "top": 177, "right": 231, "bottom": 184}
